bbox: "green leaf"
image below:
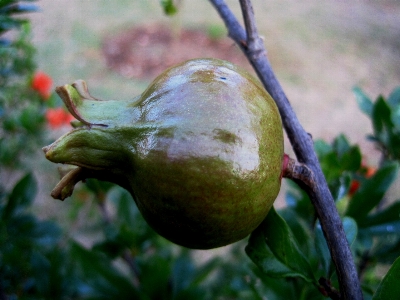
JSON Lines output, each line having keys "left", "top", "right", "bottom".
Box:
{"left": 108, "top": 187, "right": 158, "bottom": 248}
{"left": 337, "top": 173, "right": 352, "bottom": 201}
{"left": 372, "top": 96, "right": 393, "bottom": 139}
{"left": 19, "top": 104, "right": 44, "bottom": 133}
{"left": 92, "top": 240, "right": 124, "bottom": 259}
{"left": 314, "top": 139, "right": 332, "bottom": 157}
{"left": 340, "top": 146, "right": 362, "bottom": 172}
{"left": 0, "top": 3, "right": 39, "bottom": 14}
{"left": 170, "top": 250, "right": 219, "bottom": 298}
{"left": 360, "top": 221, "right": 400, "bottom": 236}
{"left": 372, "top": 256, "right": 400, "bottom": 300}
{"left": 0, "top": 0, "right": 16, "bottom": 9}
{"left": 138, "top": 254, "right": 172, "bottom": 298}
{"left": 318, "top": 152, "right": 341, "bottom": 183}
{"left": 388, "top": 86, "right": 400, "bottom": 108}
{"left": 246, "top": 207, "right": 317, "bottom": 283}
{"left": 112, "top": 187, "right": 138, "bottom": 227}
{"left": 85, "top": 178, "right": 114, "bottom": 195}
{"left": 333, "top": 134, "right": 351, "bottom": 157}
{"left": 353, "top": 86, "right": 373, "bottom": 116}
{"left": 0, "top": 15, "right": 23, "bottom": 32}
{"left": 285, "top": 183, "right": 314, "bottom": 225}
{"left": 70, "top": 242, "right": 139, "bottom": 298}
{"left": 191, "top": 256, "right": 221, "bottom": 286}
{"left": 3, "top": 172, "right": 37, "bottom": 219}
{"left": 314, "top": 217, "right": 357, "bottom": 277}
{"left": 279, "top": 209, "right": 312, "bottom": 255}
{"left": 346, "top": 162, "right": 399, "bottom": 222}
{"left": 314, "top": 222, "right": 331, "bottom": 276}
{"left": 171, "top": 251, "right": 197, "bottom": 293}
{"left": 32, "top": 220, "right": 62, "bottom": 248}
{"left": 373, "top": 238, "right": 400, "bottom": 264}
{"left": 160, "top": 0, "right": 178, "bottom": 15}
{"left": 362, "top": 201, "right": 400, "bottom": 228}
{"left": 342, "top": 217, "right": 358, "bottom": 246}
{"left": 392, "top": 105, "right": 400, "bottom": 128}
{"left": 246, "top": 225, "right": 298, "bottom": 278}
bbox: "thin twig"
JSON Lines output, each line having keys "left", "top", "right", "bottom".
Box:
{"left": 319, "top": 277, "right": 341, "bottom": 300}
{"left": 238, "top": 0, "right": 265, "bottom": 59}
{"left": 208, "top": 1, "right": 363, "bottom": 299}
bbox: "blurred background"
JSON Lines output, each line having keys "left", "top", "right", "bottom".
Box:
{"left": 1, "top": 1, "right": 400, "bottom": 298}
{"left": 31, "top": 0, "right": 400, "bottom": 144}
{"left": 30, "top": 0, "right": 400, "bottom": 208}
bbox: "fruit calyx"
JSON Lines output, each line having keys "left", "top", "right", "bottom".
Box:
{"left": 43, "top": 80, "right": 143, "bottom": 198}
{"left": 55, "top": 80, "right": 108, "bottom": 128}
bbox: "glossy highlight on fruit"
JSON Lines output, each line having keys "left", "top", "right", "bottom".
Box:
{"left": 43, "top": 58, "right": 284, "bottom": 249}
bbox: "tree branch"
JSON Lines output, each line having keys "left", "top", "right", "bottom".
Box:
{"left": 238, "top": 0, "right": 265, "bottom": 60}
{"left": 208, "top": 0, "right": 363, "bottom": 299}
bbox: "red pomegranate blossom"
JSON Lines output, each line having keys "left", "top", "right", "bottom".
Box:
{"left": 45, "top": 108, "right": 75, "bottom": 129}
{"left": 32, "top": 71, "right": 53, "bottom": 99}
{"left": 348, "top": 166, "right": 377, "bottom": 196}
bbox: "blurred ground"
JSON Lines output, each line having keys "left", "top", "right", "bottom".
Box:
{"left": 29, "top": 0, "right": 400, "bottom": 238}
{"left": 102, "top": 23, "right": 250, "bottom": 79}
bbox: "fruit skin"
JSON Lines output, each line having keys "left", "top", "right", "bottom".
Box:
{"left": 43, "top": 58, "right": 284, "bottom": 249}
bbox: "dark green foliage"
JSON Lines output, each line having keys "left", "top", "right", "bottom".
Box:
{"left": 0, "top": 0, "right": 47, "bottom": 168}
{"left": 1, "top": 1, "right": 400, "bottom": 298}
{"left": 346, "top": 162, "right": 398, "bottom": 223}
{"left": 0, "top": 173, "right": 78, "bottom": 299}
{"left": 372, "top": 256, "right": 400, "bottom": 300}
{"left": 246, "top": 87, "right": 400, "bottom": 299}
{"left": 0, "top": 1, "right": 38, "bottom": 37}
{"left": 246, "top": 207, "right": 317, "bottom": 284}
{"left": 0, "top": 175, "right": 264, "bottom": 299}
{"left": 354, "top": 86, "right": 400, "bottom": 161}
{"left": 0, "top": 0, "right": 38, "bottom": 82}
{"left": 64, "top": 185, "right": 264, "bottom": 299}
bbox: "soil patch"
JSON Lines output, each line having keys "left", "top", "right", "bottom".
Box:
{"left": 102, "top": 23, "right": 251, "bottom": 80}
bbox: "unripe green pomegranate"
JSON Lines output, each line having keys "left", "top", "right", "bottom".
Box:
{"left": 43, "top": 58, "right": 284, "bottom": 249}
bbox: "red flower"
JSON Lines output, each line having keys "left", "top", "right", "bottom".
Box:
{"left": 32, "top": 71, "right": 53, "bottom": 99}
{"left": 365, "top": 167, "right": 377, "bottom": 178}
{"left": 348, "top": 166, "right": 377, "bottom": 196}
{"left": 45, "top": 108, "right": 74, "bottom": 129}
{"left": 348, "top": 180, "right": 360, "bottom": 196}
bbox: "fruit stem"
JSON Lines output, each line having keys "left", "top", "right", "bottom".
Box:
{"left": 50, "top": 166, "right": 87, "bottom": 200}
{"left": 281, "top": 154, "right": 315, "bottom": 188}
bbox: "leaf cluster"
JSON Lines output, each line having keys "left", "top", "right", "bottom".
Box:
{"left": 0, "top": 173, "right": 79, "bottom": 299}
{"left": 0, "top": 172, "right": 271, "bottom": 299}
{"left": 354, "top": 86, "right": 400, "bottom": 161}
{"left": 246, "top": 87, "right": 400, "bottom": 299}
{"left": 62, "top": 180, "right": 270, "bottom": 299}
{"left": 0, "top": 0, "right": 38, "bottom": 39}
{"left": 0, "top": 0, "right": 49, "bottom": 168}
